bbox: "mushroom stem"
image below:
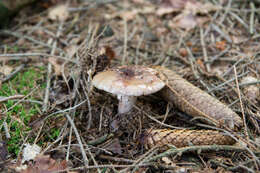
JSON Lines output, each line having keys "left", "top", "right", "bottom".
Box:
{"left": 117, "top": 95, "right": 137, "bottom": 114}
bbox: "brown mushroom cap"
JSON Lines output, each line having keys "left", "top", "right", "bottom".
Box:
{"left": 92, "top": 66, "right": 165, "bottom": 96}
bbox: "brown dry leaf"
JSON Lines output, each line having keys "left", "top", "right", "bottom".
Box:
{"left": 165, "top": 0, "right": 218, "bottom": 29}
{"left": 215, "top": 40, "right": 227, "bottom": 51}
{"left": 179, "top": 47, "right": 188, "bottom": 57}
{"left": 105, "top": 7, "right": 154, "bottom": 21}
{"left": 48, "top": 57, "right": 63, "bottom": 76}
{"left": 48, "top": 4, "right": 69, "bottom": 21}
{"left": 156, "top": 0, "right": 190, "bottom": 16}
{"left": 103, "top": 138, "right": 122, "bottom": 155}
{"left": 65, "top": 45, "right": 78, "bottom": 58}
{"left": 156, "top": 0, "right": 219, "bottom": 16}
{"left": 196, "top": 58, "right": 206, "bottom": 71}
{"left": 20, "top": 155, "right": 68, "bottom": 173}
{"left": 143, "top": 129, "right": 235, "bottom": 149}
{"left": 169, "top": 13, "right": 197, "bottom": 30}
{"left": 231, "top": 35, "right": 248, "bottom": 44}
{"left": 120, "top": 10, "right": 138, "bottom": 21}
{"left": 184, "top": 1, "right": 220, "bottom": 15}
{"left": 154, "top": 66, "right": 243, "bottom": 130}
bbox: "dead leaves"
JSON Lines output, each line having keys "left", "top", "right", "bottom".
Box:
{"left": 20, "top": 155, "right": 68, "bottom": 173}
{"left": 157, "top": 0, "right": 220, "bottom": 29}
{"left": 48, "top": 4, "right": 69, "bottom": 21}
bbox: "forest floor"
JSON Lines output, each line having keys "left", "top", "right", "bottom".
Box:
{"left": 0, "top": 0, "right": 259, "bottom": 172}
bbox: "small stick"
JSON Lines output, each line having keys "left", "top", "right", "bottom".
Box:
{"left": 229, "top": 11, "right": 249, "bottom": 30}
{"left": 65, "top": 114, "right": 89, "bottom": 166}
{"left": 249, "top": 2, "right": 255, "bottom": 34}
{"left": 0, "top": 30, "right": 64, "bottom": 53}
{"left": 211, "top": 24, "right": 232, "bottom": 43}
{"left": 233, "top": 67, "right": 248, "bottom": 140}
{"left": 42, "top": 21, "right": 64, "bottom": 112}
{"left": 134, "top": 105, "right": 186, "bottom": 130}
{"left": 146, "top": 145, "right": 246, "bottom": 163}
{"left": 122, "top": 18, "right": 128, "bottom": 65}
{"left": 200, "top": 28, "right": 210, "bottom": 72}
{"left": 0, "top": 95, "right": 24, "bottom": 102}
{"left": 0, "top": 53, "right": 79, "bottom": 64}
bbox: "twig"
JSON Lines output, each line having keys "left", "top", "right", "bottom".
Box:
{"left": 233, "top": 67, "right": 248, "bottom": 140}
{"left": 0, "top": 30, "right": 64, "bottom": 53}
{"left": 229, "top": 11, "right": 249, "bottom": 30}
{"left": 65, "top": 114, "right": 89, "bottom": 166}
{"left": 211, "top": 24, "right": 232, "bottom": 43}
{"left": 0, "top": 95, "right": 24, "bottom": 102}
{"left": 146, "top": 145, "right": 246, "bottom": 163}
{"left": 200, "top": 27, "right": 210, "bottom": 72}
{"left": 249, "top": 2, "right": 255, "bottom": 34}
{"left": 134, "top": 105, "right": 186, "bottom": 129}
{"left": 122, "top": 18, "right": 128, "bottom": 65}
{"left": 42, "top": 21, "right": 64, "bottom": 112}
{"left": 0, "top": 53, "right": 79, "bottom": 64}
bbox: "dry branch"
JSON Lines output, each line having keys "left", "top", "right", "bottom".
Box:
{"left": 153, "top": 66, "right": 243, "bottom": 130}
{"left": 143, "top": 129, "right": 235, "bottom": 149}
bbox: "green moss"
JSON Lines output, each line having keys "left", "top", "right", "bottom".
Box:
{"left": 0, "top": 67, "right": 44, "bottom": 155}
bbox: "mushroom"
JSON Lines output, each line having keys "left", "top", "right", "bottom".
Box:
{"left": 92, "top": 65, "right": 165, "bottom": 114}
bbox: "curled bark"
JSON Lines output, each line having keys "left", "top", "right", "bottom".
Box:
{"left": 143, "top": 129, "right": 236, "bottom": 149}
{"left": 153, "top": 66, "right": 243, "bottom": 130}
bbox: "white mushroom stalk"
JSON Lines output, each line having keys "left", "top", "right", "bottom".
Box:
{"left": 117, "top": 95, "right": 137, "bottom": 114}
{"left": 92, "top": 65, "right": 165, "bottom": 114}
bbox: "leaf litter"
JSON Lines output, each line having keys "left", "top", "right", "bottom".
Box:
{"left": 0, "top": 0, "right": 260, "bottom": 172}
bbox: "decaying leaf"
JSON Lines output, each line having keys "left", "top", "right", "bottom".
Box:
{"left": 20, "top": 155, "right": 68, "bottom": 173}
{"left": 153, "top": 66, "right": 243, "bottom": 130}
{"left": 158, "top": 0, "right": 219, "bottom": 29}
{"left": 157, "top": 0, "right": 220, "bottom": 16}
{"left": 0, "top": 65, "right": 13, "bottom": 76}
{"left": 22, "top": 144, "right": 41, "bottom": 163}
{"left": 156, "top": 0, "right": 189, "bottom": 16}
{"left": 143, "top": 129, "right": 235, "bottom": 149}
{"left": 48, "top": 57, "right": 63, "bottom": 76}
{"left": 48, "top": 4, "right": 69, "bottom": 21}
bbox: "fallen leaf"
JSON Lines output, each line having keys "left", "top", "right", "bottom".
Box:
{"left": 20, "top": 155, "right": 68, "bottom": 173}
{"left": 196, "top": 58, "right": 206, "bottom": 71}
{"left": 65, "top": 45, "right": 78, "bottom": 58}
{"left": 156, "top": 0, "right": 189, "bottom": 16}
{"left": 48, "top": 4, "right": 69, "bottom": 21}
{"left": 169, "top": 13, "right": 197, "bottom": 30}
{"left": 22, "top": 144, "right": 41, "bottom": 163}
{"left": 184, "top": 1, "right": 220, "bottom": 15}
{"left": 103, "top": 138, "right": 122, "bottom": 155}
{"left": 0, "top": 65, "right": 13, "bottom": 76}
{"left": 215, "top": 40, "right": 227, "bottom": 51}
{"left": 179, "top": 48, "right": 188, "bottom": 57}
{"left": 48, "top": 57, "right": 63, "bottom": 76}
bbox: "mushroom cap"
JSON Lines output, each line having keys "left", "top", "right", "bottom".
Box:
{"left": 92, "top": 66, "right": 165, "bottom": 96}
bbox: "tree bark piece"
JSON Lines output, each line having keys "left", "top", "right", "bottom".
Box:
{"left": 143, "top": 129, "right": 236, "bottom": 149}
{"left": 153, "top": 66, "right": 243, "bottom": 130}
